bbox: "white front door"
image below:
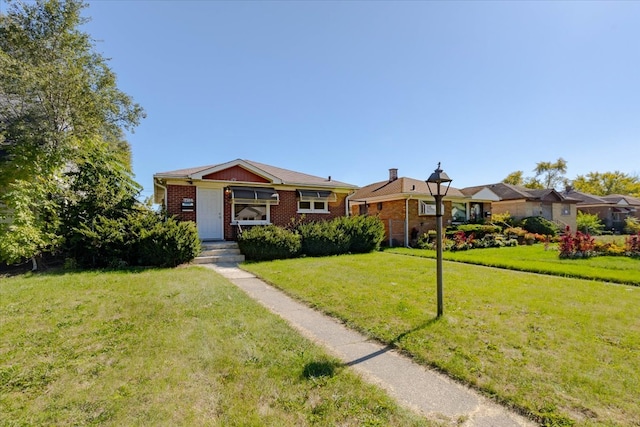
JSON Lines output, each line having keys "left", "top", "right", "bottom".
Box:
{"left": 196, "top": 188, "right": 223, "bottom": 240}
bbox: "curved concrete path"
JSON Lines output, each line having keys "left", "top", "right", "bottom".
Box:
{"left": 203, "top": 263, "right": 537, "bottom": 427}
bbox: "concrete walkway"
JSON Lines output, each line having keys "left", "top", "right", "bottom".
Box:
{"left": 203, "top": 263, "right": 537, "bottom": 427}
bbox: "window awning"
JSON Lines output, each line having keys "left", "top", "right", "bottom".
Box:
{"left": 230, "top": 187, "right": 279, "bottom": 204}
{"left": 297, "top": 190, "right": 336, "bottom": 201}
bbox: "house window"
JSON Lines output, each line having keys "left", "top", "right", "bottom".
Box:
{"left": 451, "top": 202, "right": 467, "bottom": 222}
{"left": 419, "top": 201, "right": 444, "bottom": 216}
{"left": 297, "top": 190, "right": 333, "bottom": 214}
{"left": 233, "top": 203, "right": 269, "bottom": 224}
{"left": 561, "top": 204, "right": 570, "bottom": 216}
{"left": 229, "top": 186, "right": 278, "bottom": 225}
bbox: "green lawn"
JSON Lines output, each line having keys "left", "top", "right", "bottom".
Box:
{"left": 387, "top": 244, "right": 640, "bottom": 285}
{"left": 242, "top": 253, "right": 640, "bottom": 426}
{"left": 0, "top": 267, "right": 431, "bottom": 427}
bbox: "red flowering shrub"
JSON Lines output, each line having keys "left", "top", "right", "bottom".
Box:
{"left": 558, "top": 226, "right": 596, "bottom": 258}
{"left": 626, "top": 232, "right": 640, "bottom": 257}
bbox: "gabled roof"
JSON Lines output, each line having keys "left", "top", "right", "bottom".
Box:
{"left": 601, "top": 194, "right": 640, "bottom": 206}
{"left": 463, "top": 183, "right": 571, "bottom": 202}
{"left": 154, "top": 159, "right": 357, "bottom": 189}
{"left": 561, "top": 189, "right": 609, "bottom": 205}
{"left": 561, "top": 190, "right": 640, "bottom": 207}
{"left": 350, "top": 177, "right": 466, "bottom": 201}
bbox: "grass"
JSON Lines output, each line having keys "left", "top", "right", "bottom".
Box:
{"left": 242, "top": 252, "right": 640, "bottom": 426}
{"left": 0, "top": 267, "right": 432, "bottom": 426}
{"left": 387, "top": 244, "right": 640, "bottom": 285}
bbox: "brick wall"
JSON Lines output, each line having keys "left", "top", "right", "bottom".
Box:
{"left": 350, "top": 198, "right": 453, "bottom": 246}
{"left": 166, "top": 184, "right": 196, "bottom": 222}
{"left": 223, "top": 190, "right": 350, "bottom": 240}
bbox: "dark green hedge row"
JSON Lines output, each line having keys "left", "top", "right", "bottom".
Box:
{"left": 238, "top": 215, "right": 385, "bottom": 261}
{"left": 65, "top": 209, "right": 201, "bottom": 268}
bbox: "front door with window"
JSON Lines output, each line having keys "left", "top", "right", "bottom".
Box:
{"left": 196, "top": 188, "right": 223, "bottom": 240}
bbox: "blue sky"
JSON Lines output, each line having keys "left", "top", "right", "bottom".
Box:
{"left": 76, "top": 1, "right": 640, "bottom": 199}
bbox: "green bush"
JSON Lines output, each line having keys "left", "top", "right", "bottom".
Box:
{"left": 298, "top": 220, "right": 350, "bottom": 257}
{"left": 335, "top": 215, "right": 385, "bottom": 253}
{"left": 238, "top": 225, "right": 302, "bottom": 261}
{"left": 520, "top": 216, "right": 559, "bottom": 236}
{"left": 454, "top": 224, "right": 501, "bottom": 239}
{"left": 576, "top": 211, "right": 605, "bottom": 235}
{"left": 625, "top": 217, "right": 640, "bottom": 234}
{"left": 416, "top": 230, "right": 437, "bottom": 249}
{"left": 68, "top": 214, "right": 135, "bottom": 268}
{"left": 66, "top": 209, "right": 200, "bottom": 268}
{"left": 138, "top": 218, "right": 201, "bottom": 267}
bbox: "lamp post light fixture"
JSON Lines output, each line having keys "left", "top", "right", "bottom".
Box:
{"left": 426, "top": 162, "right": 452, "bottom": 318}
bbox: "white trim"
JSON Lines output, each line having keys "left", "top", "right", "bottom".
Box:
{"left": 232, "top": 201, "right": 271, "bottom": 225}
{"left": 297, "top": 199, "right": 329, "bottom": 214}
{"left": 191, "top": 159, "right": 283, "bottom": 183}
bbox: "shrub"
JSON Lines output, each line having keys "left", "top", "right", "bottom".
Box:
{"left": 490, "top": 211, "right": 514, "bottom": 229}
{"left": 626, "top": 232, "right": 640, "bottom": 257}
{"left": 298, "top": 220, "right": 350, "bottom": 257}
{"left": 576, "top": 211, "right": 605, "bottom": 235}
{"left": 449, "top": 230, "right": 475, "bottom": 251}
{"left": 138, "top": 218, "right": 201, "bottom": 267}
{"left": 474, "top": 233, "right": 517, "bottom": 248}
{"left": 335, "top": 215, "right": 385, "bottom": 253}
{"left": 558, "top": 226, "right": 596, "bottom": 259}
{"left": 416, "top": 230, "right": 437, "bottom": 249}
{"left": 67, "top": 209, "right": 201, "bottom": 268}
{"left": 625, "top": 217, "right": 640, "bottom": 234}
{"left": 594, "top": 241, "right": 626, "bottom": 256}
{"left": 238, "top": 225, "right": 302, "bottom": 261}
{"left": 68, "top": 214, "right": 135, "bottom": 267}
{"left": 520, "top": 216, "right": 559, "bottom": 236}
{"left": 454, "top": 224, "right": 501, "bottom": 239}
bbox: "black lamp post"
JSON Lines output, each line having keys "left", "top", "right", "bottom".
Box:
{"left": 426, "top": 162, "right": 452, "bottom": 318}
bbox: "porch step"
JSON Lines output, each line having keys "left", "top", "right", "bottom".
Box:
{"left": 194, "top": 241, "right": 245, "bottom": 265}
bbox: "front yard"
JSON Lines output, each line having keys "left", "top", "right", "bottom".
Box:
{"left": 0, "top": 268, "right": 430, "bottom": 426}
{"left": 388, "top": 244, "right": 640, "bottom": 285}
{"left": 242, "top": 252, "right": 640, "bottom": 426}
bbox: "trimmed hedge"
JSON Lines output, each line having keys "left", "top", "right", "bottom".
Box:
{"left": 238, "top": 215, "right": 385, "bottom": 260}
{"left": 298, "top": 220, "right": 350, "bottom": 257}
{"left": 520, "top": 216, "right": 559, "bottom": 236}
{"left": 66, "top": 210, "right": 201, "bottom": 268}
{"left": 238, "top": 224, "right": 302, "bottom": 261}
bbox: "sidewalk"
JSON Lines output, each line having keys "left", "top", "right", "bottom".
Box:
{"left": 203, "top": 263, "right": 536, "bottom": 427}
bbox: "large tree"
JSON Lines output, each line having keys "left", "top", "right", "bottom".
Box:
{"left": 502, "top": 158, "right": 568, "bottom": 190}
{"left": 0, "top": 0, "right": 144, "bottom": 267}
{"left": 572, "top": 171, "right": 640, "bottom": 197}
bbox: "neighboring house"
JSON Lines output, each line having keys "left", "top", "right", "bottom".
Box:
{"left": 462, "top": 183, "right": 578, "bottom": 231}
{"left": 349, "top": 169, "right": 494, "bottom": 247}
{"left": 153, "top": 159, "right": 358, "bottom": 240}
{"left": 561, "top": 189, "right": 640, "bottom": 232}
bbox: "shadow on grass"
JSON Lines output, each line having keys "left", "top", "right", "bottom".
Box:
{"left": 302, "top": 360, "right": 341, "bottom": 379}
{"left": 345, "top": 317, "right": 440, "bottom": 367}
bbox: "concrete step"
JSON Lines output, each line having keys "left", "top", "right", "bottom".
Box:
{"left": 200, "top": 248, "right": 242, "bottom": 257}
{"left": 200, "top": 241, "right": 241, "bottom": 250}
{"left": 194, "top": 254, "right": 245, "bottom": 264}
{"left": 196, "top": 241, "right": 245, "bottom": 264}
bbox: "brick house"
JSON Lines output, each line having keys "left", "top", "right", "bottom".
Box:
{"left": 349, "top": 169, "right": 494, "bottom": 247}
{"left": 462, "top": 183, "right": 578, "bottom": 231}
{"left": 561, "top": 189, "right": 640, "bottom": 232}
{"left": 153, "top": 159, "right": 357, "bottom": 240}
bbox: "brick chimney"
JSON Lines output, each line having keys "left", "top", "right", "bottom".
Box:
{"left": 389, "top": 168, "right": 398, "bottom": 182}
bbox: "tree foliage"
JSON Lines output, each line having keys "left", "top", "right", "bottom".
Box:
{"left": 576, "top": 211, "right": 605, "bottom": 235}
{"left": 572, "top": 171, "right": 640, "bottom": 197}
{"left": 0, "top": 0, "right": 145, "bottom": 266}
{"left": 502, "top": 158, "right": 568, "bottom": 190}
{"left": 502, "top": 171, "right": 524, "bottom": 186}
